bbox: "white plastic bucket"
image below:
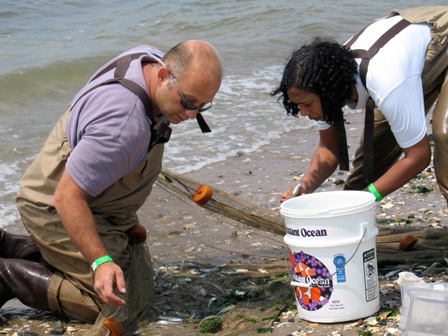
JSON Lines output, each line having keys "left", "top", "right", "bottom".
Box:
{"left": 281, "top": 191, "right": 380, "bottom": 323}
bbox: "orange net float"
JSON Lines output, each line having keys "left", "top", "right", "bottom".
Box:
{"left": 193, "top": 185, "right": 213, "bottom": 205}
{"left": 399, "top": 234, "right": 418, "bottom": 251}
{"left": 103, "top": 317, "right": 124, "bottom": 336}
{"left": 125, "top": 223, "right": 147, "bottom": 244}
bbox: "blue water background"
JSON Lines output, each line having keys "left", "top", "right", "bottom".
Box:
{"left": 0, "top": 0, "right": 444, "bottom": 225}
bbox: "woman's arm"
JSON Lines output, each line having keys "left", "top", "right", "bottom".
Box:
{"left": 368, "top": 135, "right": 431, "bottom": 198}
{"left": 281, "top": 126, "right": 340, "bottom": 202}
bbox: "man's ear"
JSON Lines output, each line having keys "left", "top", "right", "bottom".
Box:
{"left": 157, "top": 66, "right": 170, "bottom": 85}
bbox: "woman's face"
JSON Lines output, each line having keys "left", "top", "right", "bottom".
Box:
{"left": 287, "top": 87, "right": 324, "bottom": 121}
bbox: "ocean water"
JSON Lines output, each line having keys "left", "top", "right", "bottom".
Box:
{"left": 0, "top": 0, "right": 445, "bottom": 226}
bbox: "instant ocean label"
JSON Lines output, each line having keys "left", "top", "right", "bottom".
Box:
{"left": 287, "top": 227, "right": 328, "bottom": 237}
{"left": 289, "top": 249, "right": 333, "bottom": 311}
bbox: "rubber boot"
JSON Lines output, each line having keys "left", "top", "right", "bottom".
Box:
{"left": 0, "top": 229, "right": 41, "bottom": 261}
{"left": 0, "top": 258, "right": 53, "bottom": 310}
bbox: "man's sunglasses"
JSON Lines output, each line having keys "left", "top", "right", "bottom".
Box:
{"left": 157, "top": 59, "right": 212, "bottom": 112}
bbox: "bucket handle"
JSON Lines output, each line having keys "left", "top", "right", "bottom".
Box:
{"left": 330, "top": 226, "right": 367, "bottom": 277}
{"left": 288, "top": 226, "right": 368, "bottom": 288}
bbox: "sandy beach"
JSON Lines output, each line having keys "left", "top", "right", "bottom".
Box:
{"left": 1, "top": 111, "right": 447, "bottom": 335}
{"left": 187, "top": 111, "right": 447, "bottom": 228}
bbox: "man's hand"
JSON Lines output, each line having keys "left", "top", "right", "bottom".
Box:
{"left": 93, "top": 262, "right": 127, "bottom": 306}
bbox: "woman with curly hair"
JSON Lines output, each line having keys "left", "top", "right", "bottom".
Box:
{"left": 273, "top": 6, "right": 448, "bottom": 205}
{"left": 272, "top": 37, "right": 358, "bottom": 126}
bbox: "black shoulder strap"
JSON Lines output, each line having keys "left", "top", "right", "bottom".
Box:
{"left": 71, "top": 52, "right": 171, "bottom": 152}
{"left": 353, "top": 19, "right": 411, "bottom": 88}
{"left": 114, "top": 55, "right": 172, "bottom": 148}
{"left": 342, "top": 19, "right": 411, "bottom": 183}
{"left": 335, "top": 26, "right": 373, "bottom": 172}
{"left": 336, "top": 120, "right": 349, "bottom": 171}
{"left": 345, "top": 23, "right": 371, "bottom": 49}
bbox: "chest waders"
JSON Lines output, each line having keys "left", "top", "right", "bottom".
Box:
{"left": 14, "top": 53, "right": 197, "bottom": 324}
{"left": 338, "top": 20, "right": 411, "bottom": 183}
{"left": 69, "top": 52, "right": 213, "bottom": 332}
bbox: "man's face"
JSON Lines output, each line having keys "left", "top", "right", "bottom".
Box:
{"left": 287, "top": 87, "right": 324, "bottom": 121}
{"left": 157, "top": 64, "right": 220, "bottom": 124}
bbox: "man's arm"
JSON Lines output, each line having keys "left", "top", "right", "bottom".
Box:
{"left": 54, "top": 169, "right": 126, "bottom": 306}
{"left": 281, "top": 126, "right": 340, "bottom": 202}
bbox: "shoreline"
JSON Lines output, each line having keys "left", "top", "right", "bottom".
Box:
{"left": 186, "top": 111, "right": 447, "bottom": 228}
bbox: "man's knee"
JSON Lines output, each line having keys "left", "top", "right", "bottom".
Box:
{"left": 48, "top": 272, "right": 101, "bottom": 323}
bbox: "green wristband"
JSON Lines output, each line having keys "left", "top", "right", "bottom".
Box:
{"left": 367, "top": 183, "right": 383, "bottom": 202}
{"left": 91, "top": 255, "right": 113, "bottom": 271}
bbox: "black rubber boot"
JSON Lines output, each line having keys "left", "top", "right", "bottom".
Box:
{"left": 0, "top": 258, "right": 53, "bottom": 310}
{"left": 0, "top": 229, "right": 41, "bottom": 261}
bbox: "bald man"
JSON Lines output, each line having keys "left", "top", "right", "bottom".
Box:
{"left": 1, "top": 41, "right": 222, "bottom": 324}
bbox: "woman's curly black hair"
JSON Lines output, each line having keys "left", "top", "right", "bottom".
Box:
{"left": 271, "top": 37, "right": 358, "bottom": 126}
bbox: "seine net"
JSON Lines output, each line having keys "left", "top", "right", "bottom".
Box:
{"left": 86, "top": 168, "right": 448, "bottom": 335}
{"left": 88, "top": 168, "right": 289, "bottom": 335}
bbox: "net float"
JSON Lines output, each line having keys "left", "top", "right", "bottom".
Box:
{"left": 193, "top": 185, "right": 213, "bottom": 205}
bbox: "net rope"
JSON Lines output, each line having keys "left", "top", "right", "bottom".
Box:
{"left": 85, "top": 168, "right": 448, "bottom": 334}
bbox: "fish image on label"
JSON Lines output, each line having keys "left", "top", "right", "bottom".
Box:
{"left": 289, "top": 249, "right": 333, "bottom": 311}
